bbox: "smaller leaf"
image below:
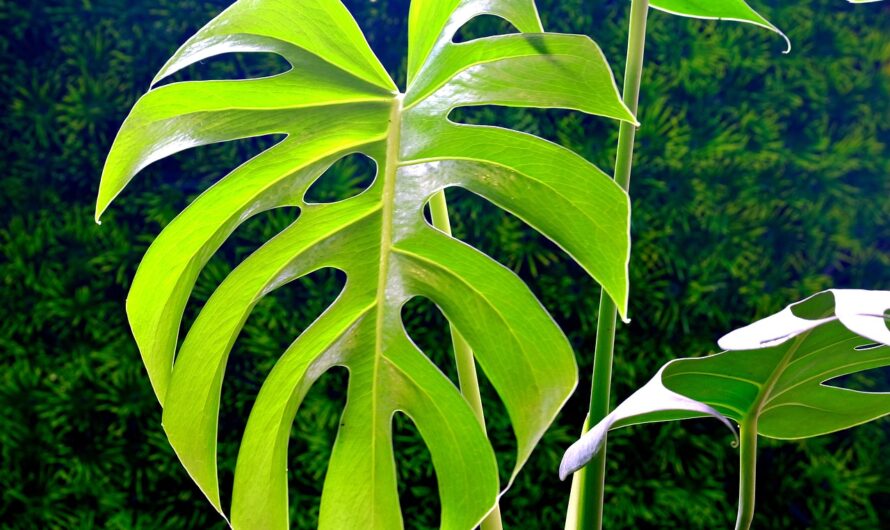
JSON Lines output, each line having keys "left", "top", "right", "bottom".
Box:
{"left": 560, "top": 289, "right": 890, "bottom": 479}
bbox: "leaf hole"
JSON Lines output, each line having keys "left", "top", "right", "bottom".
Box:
{"left": 121, "top": 135, "right": 288, "bottom": 226}
{"left": 214, "top": 268, "right": 346, "bottom": 512}
{"left": 435, "top": 187, "right": 585, "bottom": 289}
{"left": 474, "top": 366, "right": 519, "bottom": 490}
{"left": 155, "top": 52, "right": 291, "bottom": 86}
{"left": 181, "top": 206, "right": 302, "bottom": 342}
{"left": 399, "top": 296, "right": 521, "bottom": 494}
{"left": 211, "top": 206, "right": 302, "bottom": 270}
{"left": 342, "top": 0, "right": 407, "bottom": 90}
{"left": 286, "top": 365, "right": 350, "bottom": 528}
{"left": 231, "top": 267, "right": 347, "bottom": 373}
{"left": 303, "top": 153, "right": 377, "bottom": 204}
{"left": 854, "top": 343, "right": 883, "bottom": 351}
{"left": 446, "top": 107, "right": 610, "bottom": 164}
{"left": 422, "top": 200, "right": 433, "bottom": 225}
{"left": 400, "top": 296, "right": 460, "bottom": 389}
{"left": 393, "top": 411, "right": 441, "bottom": 529}
{"left": 453, "top": 15, "right": 520, "bottom": 44}
{"left": 423, "top": 187, "right": 529, "bottom": 272}
{"left": 824, "top": 366, "right": 890, "bottom": 393}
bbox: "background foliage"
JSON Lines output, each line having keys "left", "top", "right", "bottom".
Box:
{"left": 1, "top": 0, "right": 888, "bottom": 528}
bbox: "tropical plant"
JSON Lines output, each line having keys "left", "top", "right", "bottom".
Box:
{"left": 561, "top": 289, "right": 890, "bottom": 529}
{"left": 95, "top": 0, "right": 637, "bottom": 528}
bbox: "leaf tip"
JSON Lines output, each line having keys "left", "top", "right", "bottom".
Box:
{"left": 617, "top": 301, "right": 630, "bottom": 324}
{"left": 770, "top": 24, "right": 792, "bottom": 54}
{"left": 558, "top": 426, "right": 607, "bottom": 481}
{"left": 95, "top": 201, "right": 108, "bottom": 225}
{"left": 780, "top": 35, "right": 792, "bottom": 55}
{"left": 558, "top": 451, "right": 575, "bottom": 481}
{"left": 94, "top": 204, "right": 105, "bottom": 225}
{"left": 619, "top": 107, "right": 640, "bottom": 128}
{"left": 149, "top": 66, "right": 172, "bottom": 89}
{"left": 558, "top": 450, "right": 581, "bottom": 481}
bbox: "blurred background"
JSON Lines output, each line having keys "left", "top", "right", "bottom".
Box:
{"left": 1, "top": 0, "right": 888, "bottom": 528}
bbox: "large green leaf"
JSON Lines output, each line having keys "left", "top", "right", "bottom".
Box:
{"left": 96, "top": 0, "right": 635, "bottom": 528}
{"left": 646, "top": 0, "right": 790, "bottom": 52}
{"left": 560, "top": 289, "right": 890, "bottom": 479}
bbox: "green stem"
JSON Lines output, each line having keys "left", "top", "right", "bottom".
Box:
{"left": 574, "top": 1, "right": 649, "bottom": 529}
{"left": 428, "top": 191, "right": 503, "bottom": 530}
{"left": 735, "top": 417, "right": 758, "bottom": 530}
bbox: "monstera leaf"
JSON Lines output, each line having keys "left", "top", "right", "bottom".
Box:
{"left": 646, "top": 0, "right": 789, "bottom": 51}
{"left": 560, "top": 289, "right": 890, "bottom": 478}
{"left": 96, "top": 0, "right": 635, "bottom": 528}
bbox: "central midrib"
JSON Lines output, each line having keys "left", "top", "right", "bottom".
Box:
{"left": 369, "top": 92, "right": 403, "bottom": 525}
{"left": 749, "top": 328, "right": 813, "bottom": 422}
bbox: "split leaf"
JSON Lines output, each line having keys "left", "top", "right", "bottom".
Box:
{"left": 96, "top": 1, "right": 636, "bottom": 528}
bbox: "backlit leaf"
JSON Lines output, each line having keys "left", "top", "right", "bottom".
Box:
{"left": 96, "top": 0, "right": 635, "bottom": 528}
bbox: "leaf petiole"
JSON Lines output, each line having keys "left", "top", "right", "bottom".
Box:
{"left": 735, "top": 416, "right": 759, "bottom": 530}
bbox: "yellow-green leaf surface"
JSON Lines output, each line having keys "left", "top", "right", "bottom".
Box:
{"left": 648, "top": 0, "right": 790, "bottom": 52}
{"left": 97, "top": 1, "right": 635, "bottom": 528}
{"left": 560, "top": 289, "right": 890, "bottom": 479}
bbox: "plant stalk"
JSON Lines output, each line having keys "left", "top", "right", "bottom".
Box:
{"left": 735, "top": 418, "right": 758, "bottom": 530}
{"left": 573, "top": 1, "right": 649, "bottom": 529}
{"left": 429, "top": 191, "right": 504, "bottom": 530}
